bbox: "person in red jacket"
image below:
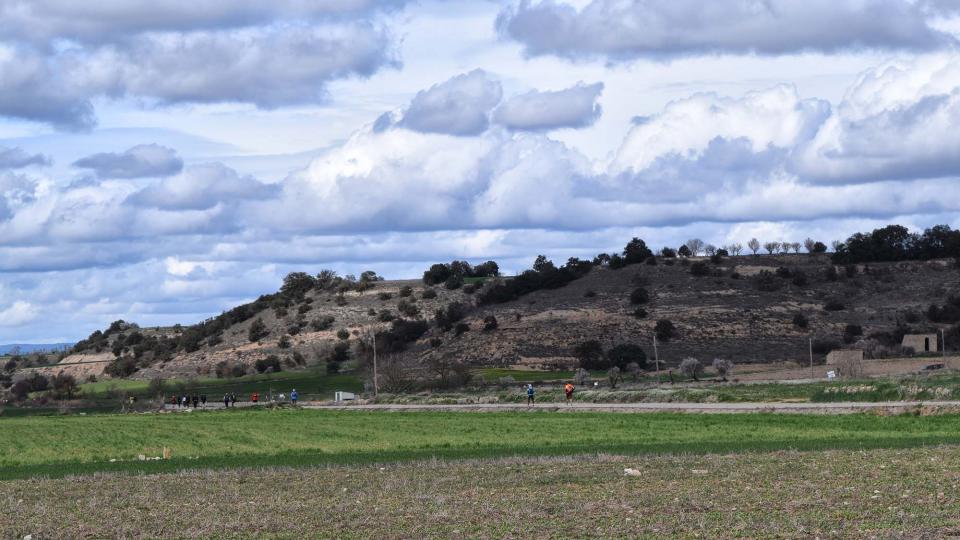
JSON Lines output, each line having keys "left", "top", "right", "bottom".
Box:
{"left": 564, "top": 383, "right": 575, "bottom": 404}
{"left": 251, "top": 392, "right": 259, "bottom": 404}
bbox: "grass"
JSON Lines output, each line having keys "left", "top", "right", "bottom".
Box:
{"left": 76, "top": 368, "right": 363, "bottom": 402}
{"left": 3, "top": 446, "right": 960, "bottom": 538}
{"left": 4, "top": 408, "right": 960, "bottom": 480}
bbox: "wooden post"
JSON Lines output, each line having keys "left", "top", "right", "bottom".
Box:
{"left": 809, "top": 337, "right": 814, "bottom": 379}
{"left": 653, "top": 335, "right": 660, "bottom": 386}
{"left": 372, "top": 330, "right": 379, "bottom": 397}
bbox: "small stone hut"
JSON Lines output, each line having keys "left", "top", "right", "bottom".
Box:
{"left": 826, "top": 349, "right": 864, "bottom": 366}
{"left": 902, "top": 334, "right": 939, "bottom": 354}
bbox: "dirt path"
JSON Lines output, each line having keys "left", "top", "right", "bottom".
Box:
{"left": 304, "top": 400, "right": 960, "bottom": 414}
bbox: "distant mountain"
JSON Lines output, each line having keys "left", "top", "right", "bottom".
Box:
{"left": 0, "top": 343, "right": 72, "bottom": 355}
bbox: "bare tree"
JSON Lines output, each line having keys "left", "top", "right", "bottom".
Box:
{"left": 763, "top": 241, "right": 780, "bottom": 255}
{"left": 779, "top": 242, "right": 790, "bottom": 255}
{"left": 727, "top": 243, "right": 744, "bottom": 256}
{"left": 831, "top": 240, "right": 844, "bottom": 253}
{"left": 685, "top": 238, "right": 705, "bottom": 256}
{"left": 704, "top": 244, "right": 717, "bottom": 256}
{"left": 747, "top": 238, "right": 761, "bottom": 255}
{"left": 679, "top": 358, "right": 703, "bottom": 381}
{"left": 712, "top": 358, "right": 734, "bottom": 381}
{"left": 607, "top": 366, "right": 622, "bottom": 389}
{"left": 791, "top": 242, "right": 802, "bottom": 254}
{"left": 803, "top": 238, "right": 817, "bottom": 253}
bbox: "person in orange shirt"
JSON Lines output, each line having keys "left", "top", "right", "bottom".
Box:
{"left": 564, "top": 383, "right": 575, "bottom": 404}
{"left": 251, "top": 392, "right": 259, "bottom": 404}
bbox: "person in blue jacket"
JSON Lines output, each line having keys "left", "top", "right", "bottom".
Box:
{"left": 525, "top": 384, "right": 535, "bottom": 407}
{"left": 291, "top": 389, "right": 299, "bottom": 405}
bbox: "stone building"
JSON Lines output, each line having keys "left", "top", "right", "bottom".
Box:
{"left": 902, "top": 334, "right": 939, "bottom": 354}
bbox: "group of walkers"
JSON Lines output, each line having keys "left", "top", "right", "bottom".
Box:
{"left": 523, "top": 383, "right": 577, "bottom": 406}
{"left": 169, "top": 389, "right": 299, "bottom": 409}
{"left": 172, "top": 394, "right": 207, "bottom": 408}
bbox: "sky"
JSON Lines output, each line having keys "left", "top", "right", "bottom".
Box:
{"left": 2, "top": 0, "right": 960, "bottom": 343}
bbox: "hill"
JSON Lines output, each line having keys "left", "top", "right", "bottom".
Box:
{"left": 24, "top": 224, "right": 960, "bottom": 389}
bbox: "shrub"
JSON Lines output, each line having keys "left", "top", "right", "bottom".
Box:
{"left": 397, "top": 299, "right": 420, "bottom": 317}
{"left": 297, "top": 304, "right": 311, "bottom": 315}
{"left": 454, "top": 322, "right": 470, "bottom": 336}
{"left": 843, "top": 324, "right": 863, "bottom": 344}
{"left": 755, "top": 270, "right": 781, "bottom": 292}
{"left": 335, "top": 294, "right": 348, "bottom": 306}
{"left": 824, "top": 266, "right": 839, "bottom": 281}
{"left": 811, "top": 339, "right": 840, "bottom": 355}
{"left": 607, "top": 366, "right": 622, "bottom": 388}
{"left": 679, "top": 357, "right": 703, "bottom": 381}
{"left": 630, "top": 287, "right": 650, "bottom": 305}
{"left": 421, "top": 288, "right": 437, "bottom": 299}
{"left": 462, "top": 284, "right": 476, "bottom": 294}
{"left": 792, "top": 313, "right": 809, "bottom": 329}
{"left": 278, "top": 335, "right": 291, "bottom": 349}
{"left": 435, "top": 302, "right": 467, "bottom": 332}
{"left": 378, "top": 310, "right": 395, "bottom": 322}
{"left": 775, "top": 266, "right": 792, "bottom": 279}
{"left": 105, "top": 356, "right": 138, "bottom": 378}
{"left": 327, "top": 342, "right": 349, "bottom": 374}
{"left": 336, "top": 328, "right": 350, "bottom": 340}
{"left": 444, "top": 275, "right": 463, "bottom": 290}
{"left": 483, "top": 315, "right": 498, "bottom": 331}
{"left": 311, "top": 316, "right": 335, "bottom": 331}
{"left": 824, "top": 300, "right": 846, "bottom": 311}
{"left": 655, "top": 319, "right": 676, "bottom": 342}
{"left": 50, "top": 373, "right": 78, "bottom": 399}
{"left": 378, "top": 292, "right": 393, "bottom": 301}
{"left": 254, "top": 355, "right": 282, "bottom": 374}
{"left": 398, "top": 285, "right": 414, "bottom": 297}
{"left": 574, "top": 368, "right": 591, "bottom": 386}
{"left": 248, "top": 318, "right": 269, "bottom": 342}
{"left": 607, "top": 343, "right": 647, "bottom": 370}
{"left": 660, "top": 247, "right": 677, "bottom": 258}
{"left": 632, "top": 308, "right": 648, "bottom": 319}
{"left": 574, "top": 340, "right": 607, "bottom": 370}
{"left": 292, "top": 351, "right": 306, "bottom": 366}
{"left": 791, "top": 270, "right": 808, "bottom": 287}
{"left": 712, "top": 358, "right": 734, "bottom": 381}
{"left": 690, "top": 261, "right": 710, "bottom": 277}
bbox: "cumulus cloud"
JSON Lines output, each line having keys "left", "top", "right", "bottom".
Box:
{"left": 399, "top": 69, "right": 503, "bottom": 135}
{"left": 73, "top": 144, "right": 183, "bottom": 179}
{"left": 0, "top": 0, "right": 410, "bottom": 45}
{"left": 794, "top": 54, "right": 960, "bottom": 183}
{"left": 0, "top": 4, "right": 404, "bottom": 129}
{"left": 493, "top": 81, "right": 603, "bottom": 131}
{"left": 127, "top": 163, "right": 279, "bottom": 210}
{"left": 497, "top": 0, "right": 957, "bottom": 61}
{"left": 0, "top": 301, "right": 38, "bottom": 326}
{"left": 0, "top": 146, "right": 50, "bottom": 169}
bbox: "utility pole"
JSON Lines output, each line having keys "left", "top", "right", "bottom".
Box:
{"left": 368, "top": 330, "right": 379, "bottom": 397}
{"left": 653, "top": 334, "right": 660, "bottom": 386}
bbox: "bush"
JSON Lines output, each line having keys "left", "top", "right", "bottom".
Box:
{"left": 435, "top": 302, "right": 467, "bottom": 332}
{"left": 454, "top": 322, "right": 470, "bottom": 336}
{"left": 632, "top": 308, "right": 648, "bottom": 319}
{"left": 462, "top": 284, "right": 477, "bottom": 294}
{"left": 421, "top": 288, "right": 437, "bottom": 299}
{"left": 398, "top": 285, "right": 413, "bottom": 297}
{"left": 254, "top": 355, "right": 282, "bottom": 374}
{"left": 378, "top": 292, "right": 393, "bottom": 301}
{"left": 278, "top": 334, "right": 292, "bottom": 349}
{"left": 655, "top": 319, "right": 676, "bottom": 342}
{"left": 660, "top": 247, "right": 677, "bottom": 258}
{"left": 792, "top": 313, "right": 809, "bottom": 329}
{"left": 607, "top": 343, "right": 647, "bottom": 370}
{"left": 378, "top": 310, "right": 395, "bottom": 322}
{"left": 105, "top": 356, "right": 138, "bottom": 378}
{"left": 574, "top": 368, "right": 591, "bottom": 386}
{"left": 690, "top": 261, "right": 710, "bottom": 277}
{"left": 248, "top": 318, "right": 269, "bottom": 342}
{"left": 336, "top": 328, "right": 350, "bottom": 340}
{"left": 444, "top": 275, "right": 463, "bottom": 290}
{"left": 791, "top": 270, "right": 808, "bottom": 287}
{"left": 812, "top": 339, "right": 840, "bottom": 355}
{"left": 824, "top": 300, "right": 846, "bottom": 311}
{"left": 311, "top": 316, "right": 335, "bottom": 331}
{"left": 679, "top": 357, "right": 703, "bottom": 381}
{"left": 607, "top": 366, "right": 622, "bottom": 388}
{"left": 843, "top": 324, "right": 863, "bottom": 344}
{"left": 630, "top": 287, "right": 650, "bottom": 305}
{"left": 483, "top": 315, "right": 498, "bottom": 331}
{"left": 712, "top": 358, "right": 733, "bottom": 381}
{"left": 397, "top": 299, "right": 420, "bottom": 317}
{"left": 327, "top": 342, "right": 350, "bottom": 374}
{"left": 824, "top": 266, "right": 839, "bottom": 281}
{"left": 574, "top": 340, "right": 607, "bottom": 370}
{"left": 775, "top": 266, "right": 792, "bottom": 279}
{"left": 50, "top": 373, "right": 78, "bottom": 399}
{"left": 755, "top": 270, "right": 781, "bottom": 292}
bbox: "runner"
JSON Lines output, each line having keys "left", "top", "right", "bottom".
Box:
{"left": 290, "top": 389, "right": 298, "bottom": 406}
{"left": 525, "top": 384, "right": 535, "bottom": 407}
{"left": 564, "top": 382, "right": 575, "bottom": 404}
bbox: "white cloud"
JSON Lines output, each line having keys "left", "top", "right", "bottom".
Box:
{"left": 493, "top": 81, "right": 604, "bottom": 131}
{"left": 497, "top": 0, "right": 957, "bottom": 61}
{"left": 73, "top": 143, "right": 183, "bottom": 178}
{"left": 0, "top": 301, "right": 38, "bottom": 326}
{"left": 399, "top": 69, "right": 503, "bottom": 135}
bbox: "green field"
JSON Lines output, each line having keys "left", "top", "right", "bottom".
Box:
{"left": 76, "top": 368, "right": 363, "bottom": 402}
{"left": 4, "top": 408, "right": 960, "bottom": 480}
